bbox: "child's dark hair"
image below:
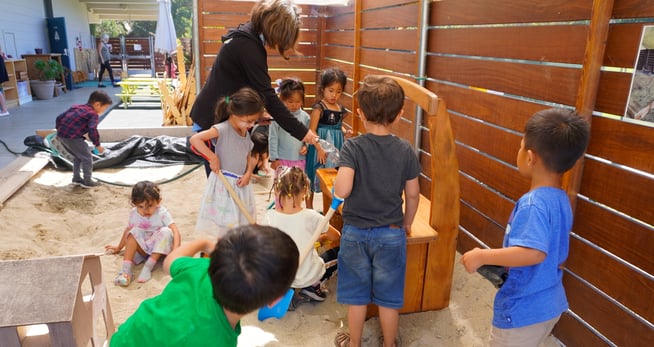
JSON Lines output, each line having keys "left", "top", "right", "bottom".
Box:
{"left": 357, "top": 75, "right": 405, "bottom": 125}
{"left": 278, "top": 78, "right": 305, "bottom": 103}
{"left": 88, "top": 90, "right": 113, "bottom": 105}
{"left": 214, "top": 87, "right": 264, "bottom": 124}
{"left": 251, "top": 128, "right": 269, "bottom": 157}
{"left": 273, "top": 166, "right": 309, "bottom": 209}
{"left": 524, "top": 108, "right": 590, "bottom": 173}
{"left": 317, "top": 67, "right": 347, "bottom": 99}
{"left": 208, "top": 224, "right": 298, "bottom": 314}
{"left": 130, "top": 181, "right": 161, "bottom": 205}
{"left": 251, "top": 0, "right": 301, "bottom": 59}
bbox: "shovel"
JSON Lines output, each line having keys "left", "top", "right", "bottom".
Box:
{"left": 258, "top": 193, "right": 344, "bottom": 321}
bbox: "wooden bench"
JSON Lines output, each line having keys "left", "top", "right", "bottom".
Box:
{"left": 317, "top": 75, "right": 460, "bottom": 315}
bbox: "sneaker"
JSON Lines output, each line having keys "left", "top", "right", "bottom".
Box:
{"left": 0, "top": 111, "right": 9, "bottom": 117}
{"left": 300, "top": 284, "right": 326, "bottom": 301}
{"left": 114, "top": 272, "right": 131, "bottom": 287}
{"left": 79, "top": 179, "right": 101, "bottom": 188}
{"left": 71, "top": 178, "right": 84, "bottom": 186}
{"left": 98, "top": 84, "right": 106, "bottom": 88}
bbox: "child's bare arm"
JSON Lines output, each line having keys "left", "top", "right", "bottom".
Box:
{"left": 237, "top": 153, "right": 258, "bottom": 187}
{"left": 403, "top": 177, "right": 420, "bottom": 236}
{"left": 190, "top": 128, "right": 220, "bottom": 171}
{"left": 105, "top": 226, "right": 131, "bottom": 254}
{"left": 334, "top": 167, "right": 355, "bottom": 199}
{"left": 163, "top": 239, "right": 216, "bottom": 275}
{"left": 460, "top": 246, "right": 546, "bottom": 273}
{"left": 169, "top": 222, "right": 181, "bottom": 249}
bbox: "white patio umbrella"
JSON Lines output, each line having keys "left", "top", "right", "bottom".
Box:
{"left": 154, "top": 0, "right": 177, "bottom": 54}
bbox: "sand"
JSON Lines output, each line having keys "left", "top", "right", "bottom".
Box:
{"left": 0, "top": 164, "right": 559, "bottom": 347}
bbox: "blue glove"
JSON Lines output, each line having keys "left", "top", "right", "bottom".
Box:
{"left": 92, "top": 148, "right": 99, "bottom": 155}
{"left": 331, "top": 187, "right": 344, "bottom": 210}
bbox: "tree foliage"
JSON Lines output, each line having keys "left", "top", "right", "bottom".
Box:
{"left": 91, "top": 0, "right": 192, "bottom": 39}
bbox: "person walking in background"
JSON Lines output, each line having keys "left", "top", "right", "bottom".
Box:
{"left": 97, "top": 34, "right": 118, "bottom": 88}
{"left": 190, "top": 0, "right": 319, "bottom": 177}
{"left": 190, "top": 87, "right": 264, "bottom": 238}
{"left": 105, "top": 181, "right": 181, "bottom": 287}
{"left": 461, "top": 108, "right": 590, "bottom": 347}
{"left": 55, "top": 90, "right": 112, "bottom": 188}
{"left": 0, "top": 45, "right": 10, "bottom": 117}
{"left": 305, "top": 67, "right": 350, "bottom": 209}
{"left": 333, "top": 75, "right": 421, "bottom": 347}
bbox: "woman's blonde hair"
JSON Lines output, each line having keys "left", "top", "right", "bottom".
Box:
{"left": 251, "top": 0, "right": 301, "bottom": 59}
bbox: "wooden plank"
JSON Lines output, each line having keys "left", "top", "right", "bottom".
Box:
{"left": 324, "top": 30, "right": 354, "bottom": 47}
{"left": 361, "top": 29, "right": 417, "bottom": 52}
{"left": 567, "top": 237, "right": 654, "bottom": 323}
{"left": 323, "top": 45, "right": 354, "bottom": 63}
{"left": 586, "top": 115, "right": 654, "bottom": 174}
{"left": 612, "top": 0, "right": 654, "bottom": 18}
{"left": 425, "top": 81, "right": 544, "bottom": 134}
{"left": 427, "top": 55, "right": 582, "bottom": 107}
{"left": 361, "top": 3, "right": 419, "bottom": 29}
{"left": 553, "top": 313, "right": 610, "bottom": 346}
{"left": 325, "top": 12, "right": 355, "bottom": 30}
{"left": 0, "top": 157, "right": 49, "bottom": 209}
{"left": 360, "top": 48, "right": 417, "bottom": 75}
{"left": 459, "top": 173, "right": 514, "bottom": 228}
{"left": 428, "top": 25, "right": 587, "bottom": 64}
{"left": 579, "top": 157, "right": 654, "bottom": 226}
{"left": 575, "top": 199, "right": 654, "bottom": 275}
{"left": 361, "top": 0, "right": 414, "bottom": 10}
{"left": 200, "top": 14, "right": 248, "bottom": 29}
{"left": 604, "top": 23, "right": 650, "bottom": 68}
{"left": 459, "top": 203, "right": 505, "bottom": 249}
{"left": 563, "top": 271, "right": 654, "bottom": 347}
{"left": 594, "top": 70, "right": 631, "bottom": 116}
{"left": 456, "top": 144, "right": 529, "bottom": 202}
{"left": 451, "top": 112, "right": 523, "bottom": 169}
{"left": 430, "top": 0, "right": 592, "bottom": 25}
{"left": 200, "top": 0, "right": 253, "bottom": 13}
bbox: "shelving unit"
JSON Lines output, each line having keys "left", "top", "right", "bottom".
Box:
{"left": 2, "top": 59, "right": 32, "bottom": 108}
{"left": 21, "top": 54, "right": 67, "bottom": 93}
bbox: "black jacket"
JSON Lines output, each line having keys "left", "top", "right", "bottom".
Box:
{"left": 190, "top": 22, "right": 308, "bottom": 141}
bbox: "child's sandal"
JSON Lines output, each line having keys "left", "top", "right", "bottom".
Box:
{"left": 114, "top": 272, "right": 131, "bottom": 287}
{"left": 334, "top": 332, "right": 350, "bottom": 347}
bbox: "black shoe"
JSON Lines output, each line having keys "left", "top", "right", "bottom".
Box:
{"left": 477, "top": 265, "right": 508, "bottom": 288}
{"left": 80, "top": 179, "right": 101, "bottom": 188}
{"left": 300, "top": 284, "right": 326, "bottom": 301}
{"left": 98, "top": 84, "right": 106, "bottom": 88}
{"left": 72, "top": 178, "right": 84, "bottom": 186}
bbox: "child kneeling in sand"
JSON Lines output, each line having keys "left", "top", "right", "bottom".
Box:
{"left": 109, "top": 225, "right": 299, "bottom": 347}
{"left": 105, "top": 181, "right": 181, "bottom": 286}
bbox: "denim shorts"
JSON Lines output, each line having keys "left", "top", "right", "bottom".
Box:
{"left": 336, "top": 224, "right": 407, "bottom": 309}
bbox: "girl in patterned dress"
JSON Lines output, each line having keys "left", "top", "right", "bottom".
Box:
{"left": 105, "top": 181, "right": 181, "bottom": 286}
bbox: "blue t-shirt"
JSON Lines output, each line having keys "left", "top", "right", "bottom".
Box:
{"left": 493, "top": 187, "right": 571, "bottom": 329}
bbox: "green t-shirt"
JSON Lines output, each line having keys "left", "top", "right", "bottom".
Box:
{"left": 110, "top": 257, "right": 241, "bottom": 346}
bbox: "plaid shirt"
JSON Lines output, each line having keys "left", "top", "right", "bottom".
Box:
{"left": 55, "top": 104, "right": 101, "bottom": 146}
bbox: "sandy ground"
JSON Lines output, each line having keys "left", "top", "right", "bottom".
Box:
{"left": 0, "top": 164, "right": 560, "bottom": 347}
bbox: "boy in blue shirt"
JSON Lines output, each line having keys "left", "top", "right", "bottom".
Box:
{"left": 461, "top": 108, "right": 590, "bottom": 346}
{"left": 333, "top": 75, "right": 421, "bottom": 347}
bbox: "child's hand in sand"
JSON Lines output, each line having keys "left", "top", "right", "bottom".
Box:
{"left": 105, "top": 244, "right": 121, "bottom": 254}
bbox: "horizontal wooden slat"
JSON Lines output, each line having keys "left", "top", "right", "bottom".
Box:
{"left": 389, "top": 118, "right": 414, "bottom": 145}
{"left": 200, "top": 0, "right": 254, "bottom": 13}
{"left": 456, "top": 143, "right": 529, "bottom": 202}
{"left": 574, "top": 198, "right": 654, "bottom": 276}
{"left": 594, "top": 70, "right": 632, "bottom": 116}
{"left": 201, "top": 14, "right": 249, "bottom": 28}
{"left": 361, "top": 0, "right": 414, "bottom": 10}
{"left": 427, "top": 56, "right": 581, "bottom": 107}
{"left": 430, "top": 0, "right": 592, "bottom": 25}
{"left": 324, "top": 45, "right": 354, "bottom": 62}
{"left": 428, "top": 25, "right": 587, "bottom": 64}
{"left": 612, "top": 0, "right": 654, "bottom": 18}
{"left": 326, "top": 12, "right": 355, "bottom": 30}
{"left": 361, "top": 29, "right": 417, "bottom": 52}
{"left": 425, "top": 81, "right": 545, "bottom": 134}
{"left": 567, "top": 237, "right": 654, "bottom": 323}
{"left": 604, "top": 23, "right": 651, "bottom": 68}
{"left": 459, "top": 173, "right": 514, "bottom": 228}
{"left": 563, "top": 270, "right": 654, "bottom": 347}
{"left": 451, "top": 113, "right": 522, "bottom": 168}
{"left": 579, "top": 157, "right": 654, "bottom": 226}
{"left": 324, "top": 30, "right": 354, "bottom": 46}
{"left": 361, "top": 3, "right": 418, "bottom": 29}
{"left": 553, "top": 313, "right": 613, "bottom": 346}
{"left": 360, "top": 48, "right": 416, "bottom": 75}
{"left": 586, "top": 115, "right": 654, "bottom": 174}
{"left": 459, "top": 203, "right": 505, "bottom": 250}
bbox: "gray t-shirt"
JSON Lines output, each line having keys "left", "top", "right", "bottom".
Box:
{"left": 338, "top": 133, "right": 421, "bottom": 228}
{"left": 213, "top": 121, "right": 253, "bottom": 175}
{"left": 100, "top": 43, "right": 111, "bottom": 62}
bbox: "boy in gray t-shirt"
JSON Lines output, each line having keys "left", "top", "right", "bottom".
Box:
{"left": 333, "top": 75, "right": 421, "bottom": 347}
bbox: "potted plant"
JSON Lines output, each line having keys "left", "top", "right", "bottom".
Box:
{"left": 31, "top": 59, "right": 64, "bottom": 100}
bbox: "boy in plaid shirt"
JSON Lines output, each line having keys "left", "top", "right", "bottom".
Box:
{"left": 55, "top": 90, "right": 112, "bottom": 188}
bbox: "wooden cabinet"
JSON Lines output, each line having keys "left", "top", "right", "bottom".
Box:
{"left": 1, "top": 59, "right": 32, "bottom": 108}
{"left": 21, "top": 54, "right": 67, "bottom": 92}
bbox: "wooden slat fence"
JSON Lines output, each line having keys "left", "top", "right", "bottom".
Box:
{"left": 197, "top": 1, "right": 654, "bottom": 345}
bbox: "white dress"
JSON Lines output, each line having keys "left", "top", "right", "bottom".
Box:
{"left": 262, "top": 209, "right": 327, "bottom": 288}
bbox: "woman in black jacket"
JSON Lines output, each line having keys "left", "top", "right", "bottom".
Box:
{"left": 190, "top": 0, "right": 318, "bottom": 153}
